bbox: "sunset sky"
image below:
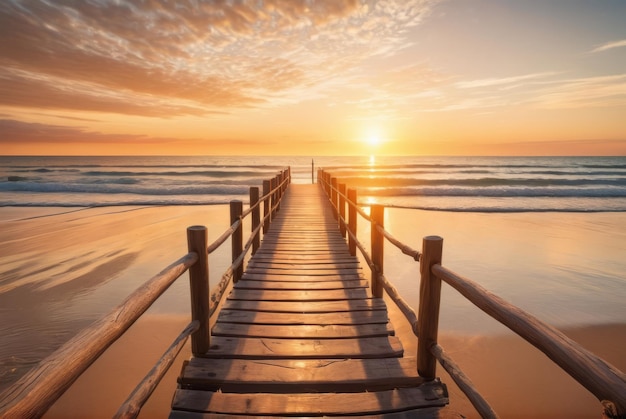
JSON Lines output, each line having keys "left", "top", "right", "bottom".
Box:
{"left": 1, "top": 0, "right": 625, "bottom": 156}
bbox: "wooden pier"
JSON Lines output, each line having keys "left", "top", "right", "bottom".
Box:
{"left": 171, "top": 184, "right": 453, "bottom": 418}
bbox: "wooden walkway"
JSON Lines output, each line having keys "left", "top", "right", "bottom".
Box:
{"left": 170, "top": 184, "right": 452, "bottom": 418}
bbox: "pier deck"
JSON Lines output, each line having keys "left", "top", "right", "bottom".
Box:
{"left": 170, "top": 184, "right": 452, "bottom": 418}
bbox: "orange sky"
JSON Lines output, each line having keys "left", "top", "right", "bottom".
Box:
{"left": 1, "top": 0, "right": 625, "bottom": 156}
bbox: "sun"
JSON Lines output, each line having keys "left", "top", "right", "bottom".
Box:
{"left": 367, "top": 134, "right": 381, "bottom": 147}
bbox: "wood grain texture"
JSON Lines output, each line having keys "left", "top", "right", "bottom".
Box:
{"left": 172, "top": 385, "right": 448, "bottom": 416}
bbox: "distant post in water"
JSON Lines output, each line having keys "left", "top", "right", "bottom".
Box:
{"left": 250, "top": 187, "right": 260, "bottom": 255}
{"left": 230, "top": 200, "right": 243, "bottom": 283}
{"left": 348, "top": 188, "right": 357, "bottom": 256}
{"left": 370, "top": 204, "right": 384, "bottom": 298}
{"left": 417, "top": 236, "right": 444, "bottom": 380}
{"left": 186, "top": 226, "right": 210, "bottom": 355}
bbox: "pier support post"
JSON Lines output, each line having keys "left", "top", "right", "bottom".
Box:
{"left": 339, "top": 183, "right": 346, "bottom": 237}
{"left": 348, "top": 188, "right": 357, "bottom": 256}
{"left": 263, "top": 180, "right": 270, "bottom": 233}
{"left": 370, "top": 204, "right": 384, "bottom": 298}
{"left": 230, "top": 200, "right": 243, "bottom": 283}
{"left": 417, "top": 236, "right": 444, "bottom": 380}
{"left": 250, "top": 187, "right": 260, "bottom": 255}
{"left": 187, "top": 226, "right": 210, "bottom": 355}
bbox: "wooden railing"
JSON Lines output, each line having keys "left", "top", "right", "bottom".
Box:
{"left": 318, "top": 168, "right": 626, "bottom": 419}
{"left": 0, "top": 168, "right": 292, "bottom": 419}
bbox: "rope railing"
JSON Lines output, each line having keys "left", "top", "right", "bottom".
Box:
{"left": 0, "top": 168, "right": 292, "bottom": 419}
{"left": 317, "top": 168, "right": 626, "bottom": 419}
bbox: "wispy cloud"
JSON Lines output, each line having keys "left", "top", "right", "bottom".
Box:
{"left": 0, "top": 0, "right": 439, "bottom": 116}
{"left": 455, "top": 72, "right": 558, "bottom": 89}
{"left": 591, "top": 39, "right": 626, "bottom": 53}
{"left": 533, "top": 74, "right": 626, "bottom": 109}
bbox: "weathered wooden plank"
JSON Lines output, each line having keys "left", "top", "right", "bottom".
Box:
{"left": 172, "top": 385, "right": 448, "bottom": 416}
{"left": 233, "top": 279, "right": 368, "bottom": 290}
{"left": 216, "top": 309, "right": 390, "bottom": 325}
{"left": 253, "top": 248, "right": 351, "bottom": 256}
{"left": 246, "top": 261, "right": 361, "bottom": 270}
{"left": 247, "top": 252, "right": 358, "bottom": 263}
{"left": 169, "top": 407, "right": 464, "bottom": 419}
{"left": 227, "top": 288, "right": 372, "bottom": 302}
{"left": 221, "top": 299, "right": 386, "bottom": 313}
{"left": 179, "top": 357, "right": 423, "bottom": 392}
{"left": 241, "top": 273, "right": 364, "bottom": 282}
{"left": 200, "top": 336, "right": 404, "bottom": 359}
{"left": 243, "top": 268, "right": 362, "bottom": 276}
{"left": 211, "top": 323, "right": 395, "bottom": 339}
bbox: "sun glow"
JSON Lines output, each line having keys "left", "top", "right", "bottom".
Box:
{"left": 367, "top": 134, "right": 381, "bottom": 147}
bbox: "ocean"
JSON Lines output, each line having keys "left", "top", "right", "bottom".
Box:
{"left": 1, "top": 155, "right": 625, "bottom": 396}
{"left": 2, "top": 155, "right": 626, "bottom": 211}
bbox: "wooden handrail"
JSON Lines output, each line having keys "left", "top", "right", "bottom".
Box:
{"left": 432, "top": 263, "right": 626, "bottom": 416}
{"left": 317, "top": 167, "right": 626, "bottom": 418}
{"left": 0, "top": 252, "right": 197, "bottom": 418}
{"left": 113, "top": 320, "right": 200, "bottom": 419}
{"left": 430, "top": 343, "right": 499, "bottom": 419}
{"left": 379, "top": 273, "right": 418, "bottom": 337}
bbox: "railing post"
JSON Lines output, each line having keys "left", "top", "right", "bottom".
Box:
{"left": 339, "top": 183, "right": 346, "bottom": 237}
{"left": 370, "top": 204, "right": 384, "bottom": 298}
{"left": 230, "top": 200, "right": 243, "bottom": 283}
{"left": 417, "top": 236, "right": 444, "bottom": 380}
{"left": 323, "top": 171, "right": 329, "bottom": 195}
{"left": 270, "top": 177, "right": 277, "bottom": 220}
{"left": 311, "top": 160, "right": 314, "bottom": 184}
{"left": 262, "top": 179, "right": 271, "bottom": 234}
{"left": 348, "top": 188, "right": 357, "bottom": 257}
{"left": 186, "top": 226, "right": 210, "bottom": 356}
{"left": 331, "top": 177, "right": 338, "bottom": 220}
{"left": 275, "top": 174, "right": 282, "bottom": 212}
{"left": 250, "top": 187, "right": 260, "bottom": 255}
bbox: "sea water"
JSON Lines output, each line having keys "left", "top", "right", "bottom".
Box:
{"left": 2, "top": 155, "right": 626, "bottom": 211}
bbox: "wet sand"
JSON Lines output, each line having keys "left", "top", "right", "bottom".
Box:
{"left": 0, "top": 205, "right": 624, "bottom": 418}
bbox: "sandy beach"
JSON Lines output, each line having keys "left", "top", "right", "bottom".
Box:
{"left": 0, "top": 205, "right": 624, "bottom": 418}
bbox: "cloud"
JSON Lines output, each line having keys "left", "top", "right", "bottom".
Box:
{"left": 455, "top": 72, "right": 558, "bottom": 89}
{"left": 0, "top": 0, "right": 439, "bottom": 116}
{"left": 0, "top": 119, "right": 170, "bottom": 144}
{"left": 533, "top": 74, "right": 626, "bottom": 109}
{"left": 591, "top": 39, "right": 626, "bottom": 53}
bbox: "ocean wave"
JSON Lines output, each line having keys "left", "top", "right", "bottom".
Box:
{"left": 334, "top": 176, "right": 626, "bottom": 188}
{"left": 366, "top": 186, "right": 626, "bottom": 198}
{"left": 0, "top": 182, "right": 252, "bottom": 196}
{"left": 81, "top": 169, "right": 279, "bottom": 178}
